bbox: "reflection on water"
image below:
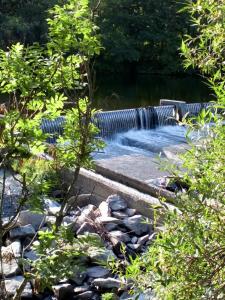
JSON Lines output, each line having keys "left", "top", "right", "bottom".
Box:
{"left": 94, "top": 74, "right": 213, "bottom": 111}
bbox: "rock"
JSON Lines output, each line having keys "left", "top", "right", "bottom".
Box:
{"left": 9, "top": 224, "right": 35, "bottom": 239}
{"left": 123, "top": 215, "right": 152, "bottom": 236}
{"left": 76, "top": 291, "right": 95, "bottom": 300}
{"left": 44, "top": 198, "right": 61, "bottom": 215}
{"left": 99, "top": 201, "right": 111, "bottom": 217}
{"left": 96, "top": 216, "right": 122, "bottom": 225}
{"left": 125, "top": 208, "right": 136, "bottom": 217}
{"left": 89, "top": 248, "right": 116, "bottom": 262}
{"left": 52, "top": 283, "right": 73, "bottom": 300}
{"left": 70, "top": 272, "right": 87, "bottom": 285}
{"left": 70, "top": 205, "right": 98, "bottom": 232}
{"left": 5, "top": 276, "right": 32, "bottom": 298}
{"left": 24, "top": 250, "right": 38, "bottom": 261}
{"left": 68, "top": 194, "right": 96, "bottom": 208}
{"left": 17, "top": 210, "right": 45, "bottom": 230}
{"left": 45, "top": 215, "right": 56, "bottom": 225}
{"left": 131, "top": 236, "right": 138, "bottom": 244}
{"left": 137, "top": 234, "right": 149, "bottom": 246}
{"left": 0, "top": 256, "right": 20, "bottom": 277}
{"left": 112, "top": 211, "right": 128, "bottom": 219}
{"left": 74, "top": 285, "right": 90, "bottom": 294}
{"left": 104, "top": 223, "right": 118, "bottom": 231}
{"left": 146, "top": 233, "right": 157, "bottom": 246}
{"left": 2, "top": 240, "right": 21, "bottom": 258}
{"left": 86, "top": 266, "right": 110, "bottom": 278}
{"left": 92, "top": 277, "right": 122, "bottom": 289}
{"left": 62, "top": 216, "right": 74, "bottom": 226}
{"left": 76, "top": 222, "right": 96, "bottom": 235}
{"left": 107, "top": 195, "right": 127, "bottom": 211}
{"left": 127, "top": 243, "right": 142, "bottom": 251}
{"left": 52, "top": 189, "right": 64, "bottom": 198}
{"left": 109, "top": 231, "right": 131, "bottom": 243}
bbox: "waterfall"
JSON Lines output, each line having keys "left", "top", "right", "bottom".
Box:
{"left": 40, "top": 102, "right": 212, "bottom": 142}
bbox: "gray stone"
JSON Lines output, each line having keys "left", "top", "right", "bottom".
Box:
{"left": 89, "top": 248, "right": 116, "bottom": 262}
{"left": 45, "top": 215, "right": 56, "bottom": 225}
{"left": 52, "top": 283, "right": 73, "bottom": 300}
{"left": 146, "top": 233, "right": 157, "bottom": 246}
{"left": 74, "top": 285, "right": 90, "bottom": 294}
{"left": 107, "top": 195, "right": 127, "bottom": 211}
{"left": 17, "top": 210, "right": 45, "bottom": 230}
{"left": 62, "top": 216, "right": 74, "bottom": 225}
{"left": 92, "top": 277, "right": 122, "bottom": 289}
{"left": 76, "top": 222, "right": 96, "bottom": 235}
{"left": 5, "top": 276, "right": 32, "bottom": 298}
{"left": 109, "top": 231, "right": 131, "bottom": 243}
{"left": 99, "top": 201, "right": 111, "bottom": 217}
{"left": 125, "top": 208, "right": 136, "bottom": 217}
{"left": 2, "top": 240, "right": 21, "bottom": 258}
{"left": 131, "top": 236, "right": 138, "bottom": 244}
{"left": 104, "top": 223, "right": 118, "bottom": 231}
{"left": 70, "top": 272, "right": 87, "bottom": 285}
{"left": 112, "top": 211, "right": 128, "bottom": 219}
{"left": 138, "top": 234, "right": 149, "bottom": 246}
{"left": 76, "top": 291, "right": 95, "bottom": 300}
{"left": 44, "top": 198, "right": 61, "bottom": 215}
{"left": 24, "top": 250, "right": 38, "bottom": 261}
{"left": 9, "top": 224, "right": 36, "bottom": 239}
{"left": 127, "top": 243, "right": 141, "bottom": 251}
{"left": 96, "top": 216, "right": 122, "bottom": 225}
{"left": 70, "top": 205, "right": 97, "bottom": 232}
{"left": 86, "top": 266, "right": 110, "bottom": 278}
{"left": 123, "top": 215, "right": 151, "bottom": 236}
{"left": 0, "top": 257, "right": 20, "bottom": 277}
{"left": 68, "top": 194, "right": 95, "bottom": 208}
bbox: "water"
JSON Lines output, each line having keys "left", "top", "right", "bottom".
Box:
{"left": 93, "top": 125, "right": 188, "bottom": 160}
{"left": 94, "top": 74, "right": 213, "bottom": 110}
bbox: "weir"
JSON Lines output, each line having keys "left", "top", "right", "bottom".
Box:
{"left": 41, "top": 101, "right": 211, "bottom": 140}
{"left": 40, "top": 100, "right": 212, "bottom": 200}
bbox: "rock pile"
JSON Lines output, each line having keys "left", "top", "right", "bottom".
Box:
{"left": 1, "top": 194, "right": 156, "bottom": 300}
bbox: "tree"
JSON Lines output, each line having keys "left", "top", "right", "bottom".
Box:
{"left": 121, "top": 1, "right": 225, "bottom": 299}
{"left": 0, "top": 0, "right": 103, "bottom": 298}
{"left": 97, "top": 0, "right": 190, "bottom": 74}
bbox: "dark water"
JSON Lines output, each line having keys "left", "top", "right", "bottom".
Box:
{"left": 94, "top": 74, "right": 213, "bottom": 111}
{"left": 0, "top": 74, "right": 213, "bottom": 111}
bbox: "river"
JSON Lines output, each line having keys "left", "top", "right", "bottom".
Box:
{"left": 94, "top": 74, "right": 212, "bottom": 111}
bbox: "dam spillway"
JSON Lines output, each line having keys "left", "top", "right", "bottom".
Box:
{"left": 41, "top": 100, "right": 212, "bottom": 198}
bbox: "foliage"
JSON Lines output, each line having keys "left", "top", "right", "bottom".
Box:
{"left": 31, "top": 229, "right": 104, "bottom": 291}
{"left": 96, "top": 0, "right": 190, "bottom": 74}
{"left": 0, "top": 0, "right": 192, "bottom": 75}
{"left": 0, "top": 0, "right": 103, "bottom": 298}
{"left": 0, "top": 0, "right": 59, "bottom": 49}
{"left": 181, "top": 0, "right": 225, "bottom": 79}
{"left": 123, "top": 0, "right": 225, "bottom": 299}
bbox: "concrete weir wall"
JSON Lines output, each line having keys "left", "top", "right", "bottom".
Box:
{"left": 64, "top": 168, "right": 176, "bottom": 218}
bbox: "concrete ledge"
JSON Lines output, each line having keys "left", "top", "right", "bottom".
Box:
{"left": 95, "top": 164, "right": 175, "bottom": 202}
{"left": 64, "top": 168, "right": 176, "bottom": 218}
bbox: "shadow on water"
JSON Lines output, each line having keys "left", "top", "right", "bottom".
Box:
{"left": 94, "top": 74, "right": 213, "bottom": 111}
